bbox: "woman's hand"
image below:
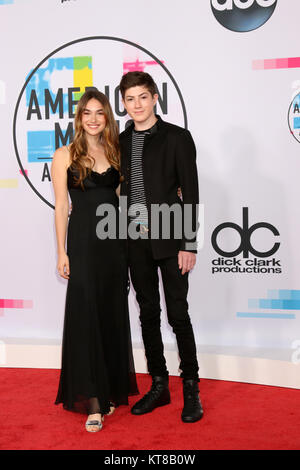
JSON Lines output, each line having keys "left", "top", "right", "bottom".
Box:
{"left": 57, "top": 252, "right": 70, "bottom": 279}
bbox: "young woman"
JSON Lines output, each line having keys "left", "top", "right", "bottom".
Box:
{"left": 51, "top": 89, "right": 138, "bottom": 432}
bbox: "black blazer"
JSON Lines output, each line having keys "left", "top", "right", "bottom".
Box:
{"left": 119, "top": 115, "right": 199, "bottom": 260}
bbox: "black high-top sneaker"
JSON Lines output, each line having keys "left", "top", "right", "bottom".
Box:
{"left": 131, "top": 376, "right": 171, "bottom": 415}
{"left": 181, "top": 379, "right": 203, "bottom": 423}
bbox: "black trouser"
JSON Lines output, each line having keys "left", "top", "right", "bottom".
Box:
{"left": 128, "top": 238, "right": 199, "bottom": 381}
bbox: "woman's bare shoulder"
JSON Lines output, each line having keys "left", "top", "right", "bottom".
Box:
{"left": 52, "top": 145, "right": 72, "bottom": 168}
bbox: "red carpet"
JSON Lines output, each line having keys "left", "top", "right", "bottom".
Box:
{"left": 0, "top": 368, "right": 299, "bottom": 450}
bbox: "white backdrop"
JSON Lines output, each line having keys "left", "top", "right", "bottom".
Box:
{"left": 1, "top": 0, "right": 300, "bottom": 388}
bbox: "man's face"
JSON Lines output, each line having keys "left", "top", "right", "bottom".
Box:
{"left": 123, "top": 86, "right": 158, "bottom": 124}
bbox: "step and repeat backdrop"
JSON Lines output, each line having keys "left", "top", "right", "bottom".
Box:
{"left": 1, "top": 0, "right": 300, "bottom": 387}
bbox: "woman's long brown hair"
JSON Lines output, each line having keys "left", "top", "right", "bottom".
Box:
{"left": 69, "top": 89, "right": 120, "bottom": 188}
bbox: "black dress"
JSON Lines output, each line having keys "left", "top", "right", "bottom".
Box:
{"left": 55, "top": 165, "right": 138, "bottom": 415}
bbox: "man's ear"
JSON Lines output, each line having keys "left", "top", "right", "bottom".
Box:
{"left": 153, "top": 93, "right": 159, "bottom": 105}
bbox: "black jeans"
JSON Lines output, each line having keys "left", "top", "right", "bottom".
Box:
{"left": 128, "top": 238, "right": 199, "bottom": 381}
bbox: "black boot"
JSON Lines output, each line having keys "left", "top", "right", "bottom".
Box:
{"left": 131, "top": 376, "right": 171, "bottom": 415}
{"left": 181, "top": 379, "right": 203, "bottom": 423}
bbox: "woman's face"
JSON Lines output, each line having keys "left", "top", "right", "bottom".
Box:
{"left": 81, "top": 98, "right": 106, "bottom": 137}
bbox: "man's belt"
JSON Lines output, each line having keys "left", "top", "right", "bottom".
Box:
{"left": 135, "top": 223, "right": 149, "bottom": 235}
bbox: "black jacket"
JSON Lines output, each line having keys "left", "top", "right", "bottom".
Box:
{"left": 119, "top": 115, "right": 199, "bottom": 260}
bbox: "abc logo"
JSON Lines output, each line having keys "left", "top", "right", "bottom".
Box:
{"left": 211, "top": 0, "right": 277, "bottom": 32}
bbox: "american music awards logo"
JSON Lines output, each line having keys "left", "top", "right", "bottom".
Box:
{"left": 211, "top": 207, "right": 282, "bottom": 274}
{"left": 288, "top": 92, "right": 300, "bottom": 144}
{"left": 13, "top": 36, "right": 187, "bottom": 209}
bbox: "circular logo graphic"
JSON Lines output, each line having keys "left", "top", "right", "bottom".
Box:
{"left": 288, "top": 93, "right": 300, "bottom": 144}
{"left": 13, "top": 36, "right": 187, "bottom": 209}
{"left": 211, "top": 0, "right": 277, "bottom": 32}
{"left": 211, "top": 208, "right": 280, "bottom": 258}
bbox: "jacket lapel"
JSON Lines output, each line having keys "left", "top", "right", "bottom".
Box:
{"left": 121, "top": 121, "right": 134, "bottom": 163}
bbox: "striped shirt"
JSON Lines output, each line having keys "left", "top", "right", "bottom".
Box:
{"left": 128, "top": 128, "right": 151, "bottom": 224}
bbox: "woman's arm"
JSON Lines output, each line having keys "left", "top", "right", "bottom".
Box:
{"left": 51, "top": 147, "right": 70, "bottom": 279}
{"left": 116, "top": 184, "right": 120, "bottom": 197}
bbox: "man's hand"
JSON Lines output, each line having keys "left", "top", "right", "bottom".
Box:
{"left": 178, "top": 251, "right": 196, "bottom": 275}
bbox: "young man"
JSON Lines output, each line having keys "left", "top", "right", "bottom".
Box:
{"left": 119, "top": 71, "right": 203, "bottom": 423}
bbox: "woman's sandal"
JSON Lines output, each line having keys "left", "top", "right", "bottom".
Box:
{"left": 108, "top": 402, "right": 115, "bottom": 416}
{"left": 85, "top": 402, "right": 115, "bottom": 431}
{"left": 85, "top": 414, "right": 104, "bottom": 433}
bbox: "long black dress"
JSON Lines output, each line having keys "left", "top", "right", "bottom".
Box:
{"left": 55, "top": 165, "right": 138, "bottom": 415}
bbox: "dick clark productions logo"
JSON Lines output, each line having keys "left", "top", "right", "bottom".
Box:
{"left": 211, "top": 0, "right": 277, "bottom": 32}
{"left": 211, "top": 208, "right": 281, "bottom": 274}
{"left": 13, "top": 36, "right": 186, "bottom": 209}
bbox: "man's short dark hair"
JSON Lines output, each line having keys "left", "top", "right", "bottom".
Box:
{"left": 119, "top": 71, "right": 157, "bottom": 99}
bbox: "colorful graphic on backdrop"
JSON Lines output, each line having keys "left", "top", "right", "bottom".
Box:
{"left": 0, "top": 178, "right": 18, "bottom": 188}
{"left": 252, "top": 55, "right": 300, "bottom": 144}
{"left": 0, "top": 299, "right": 33, "bottom": 317}
{"left": 253, "top": 56, "right": 300, "bottom": 70}
{"left": 25, "top": 56, "right": 93, "bottom": 164}
{"left": 237, "top": 290, "right": 300, "bottom": 319}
